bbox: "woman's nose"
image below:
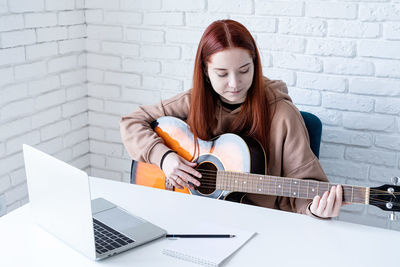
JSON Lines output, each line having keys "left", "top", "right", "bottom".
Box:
{"left": 228, "top": 75, "right": 239, "bottom": 88}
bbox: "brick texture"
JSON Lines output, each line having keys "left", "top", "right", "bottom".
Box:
{"left": 0, "top": 0, "right": 399, "bottom": 231}
{"left": 0, "top": 1, "right": 87, "bottom": 215}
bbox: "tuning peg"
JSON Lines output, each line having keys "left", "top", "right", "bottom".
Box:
{"left": 392, "top": 176, "right": 400, "bottom": 185}
{"left": 390, "top": 212, "right": 398, "bottom": 221}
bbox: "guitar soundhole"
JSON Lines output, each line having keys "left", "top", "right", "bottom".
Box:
{"left": 196, "top": 162, "right": 217, "bottom": 195}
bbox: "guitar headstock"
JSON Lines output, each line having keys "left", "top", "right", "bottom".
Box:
{"left": 370, "top": 183, "right": 400, "bottom": 212}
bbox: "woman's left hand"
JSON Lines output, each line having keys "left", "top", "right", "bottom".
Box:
{"left": 309, "top": 185, "right": 343, "bottom": 218}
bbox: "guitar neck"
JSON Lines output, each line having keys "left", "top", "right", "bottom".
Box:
{"left": 216, "top": 171, "right": 369, "bottom": 205}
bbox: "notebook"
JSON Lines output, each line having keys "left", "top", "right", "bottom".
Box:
{"left": 162, "top": 223, "right": 256, "bottom": 267}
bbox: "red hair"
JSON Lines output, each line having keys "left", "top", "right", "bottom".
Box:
{"left": 187, "top": 19, "right": 275, "bottom": 160}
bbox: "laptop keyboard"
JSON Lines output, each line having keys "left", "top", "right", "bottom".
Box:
{"left": 93, "top": 218, "right": 135, "bottom": 254}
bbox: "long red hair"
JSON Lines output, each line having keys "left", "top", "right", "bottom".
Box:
{"left": 187, "top": 19, "right": 275, "bottom": 159}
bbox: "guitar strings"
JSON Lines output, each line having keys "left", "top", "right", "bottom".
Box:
{"left": 197, "top": 168, "right": 399, "bottom": 194}
{"left": 187, "top": 180, "right": 399, "bottom": 203}
{"left": 198, "top": 170, "right": 400, "bottom": 195}
{"left": 197, "top": 175, "right": 366, "bottom": 194}
{"left": 188, "top": 182, "right": 399, "bottom": 206}
{"left": 189, "top": 179, "right": 365, "bottom": 198}
{"left": 186, "top": 184, "right": 369, "bottom": 203}
{"left": 191, "top": 170, "right": 400, "bottom": 204}
{"left": 186, "top": 173, "right": 398, "bottom": 205}
{"left": 196, "top": 177, "right": 400, "bottom": 197}
{"left": 193, "top": 170, "right": 400, "bottom": 196}
{"left": 197, "top": 168, "right": 398, "bottom": 194}
{"left": 187, "top": 177, "right": 396, "bottom": 205}
{"left": 193, "top": 185, "right": 399, "bottom": 198}
{"left": 195, "top": 182, "right": 394, "bottom": 203}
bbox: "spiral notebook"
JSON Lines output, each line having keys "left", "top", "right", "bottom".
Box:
{"left": 162, "top": 223, "right": 256, "bottom": 267}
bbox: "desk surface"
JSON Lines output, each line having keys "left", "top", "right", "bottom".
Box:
{"left": 1, "top": 176, "right": 399, "bottom": 267}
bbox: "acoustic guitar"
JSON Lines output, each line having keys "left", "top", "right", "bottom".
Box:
{"left": 132, "top": 116, "right": 400, "bottom": 212}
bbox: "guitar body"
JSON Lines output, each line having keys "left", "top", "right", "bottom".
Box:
{"left": 132, "top": 116, "right": 267, "bottom": 202}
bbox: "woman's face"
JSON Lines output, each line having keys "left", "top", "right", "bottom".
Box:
{"left": 206, "top": 47, "right": 254, "bottom": 104}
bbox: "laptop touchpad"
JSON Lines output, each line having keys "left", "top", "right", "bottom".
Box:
{"left": 94, "top": 207, "right": 145, "bottom": 231}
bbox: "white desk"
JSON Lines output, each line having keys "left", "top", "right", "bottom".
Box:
{"left": 1, "top": 176, "right": 399, "bottom": 267}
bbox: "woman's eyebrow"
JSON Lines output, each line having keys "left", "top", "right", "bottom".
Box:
{"left": 213, "top": 62, "right": 251, "bottom": 71}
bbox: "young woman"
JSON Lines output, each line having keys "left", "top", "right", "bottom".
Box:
{"left": 120, "top": 19, "right": 342, "bottom": 219}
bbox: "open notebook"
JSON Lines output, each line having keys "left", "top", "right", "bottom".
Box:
{"left": 162, "top": 223, "right": 256, "bottom": 267}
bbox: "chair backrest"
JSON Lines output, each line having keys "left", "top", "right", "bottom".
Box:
{"left": 131, "top": 112, "right": 322, "bottom": 183}
{"left": 299, "top": 111, "right": 322, "bottom": 159}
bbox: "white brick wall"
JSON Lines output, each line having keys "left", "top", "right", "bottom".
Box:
{"left": 0, "top": 0, "right": 87, "bottom": 215}
{"left": 85, "top": 0, "right": 400, "bottom": 230}
{"left": 1, "top": 0, "right": 400, "bottom": 231}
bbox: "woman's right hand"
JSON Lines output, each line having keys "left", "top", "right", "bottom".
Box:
{"left": 162, "top": 152, "right": 202, "bottom": 190}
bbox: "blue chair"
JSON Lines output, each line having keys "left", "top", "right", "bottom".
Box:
{"left": 130, "top": 112, "right": 322, "bottom": 183}
{"left": 300, "top": 111, "right": 322, "bottom": 159}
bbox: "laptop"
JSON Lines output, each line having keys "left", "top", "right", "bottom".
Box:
{"left": 23, "top": 144, "right": 167, "bottom": 260}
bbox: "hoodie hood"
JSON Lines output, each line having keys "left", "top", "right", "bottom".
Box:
{"left": 263, "top": 77, "right": 292, "bottom": 105}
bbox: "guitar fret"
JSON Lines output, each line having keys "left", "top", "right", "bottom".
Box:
{"left": 222, "top": 172, "right": 225, "bottom": 190}
{"left": 291, "top": 179, "right": 299, "bottom": 197}
{"left": 239, "top": 174, "right": 242, "bottom": 191}
{"left": 299, "top": 179, "right": 307, "bottom": 199}
{"left": 242, "top": 174, "right": 250, "bottom": 192}
{"left": 310, "top": 180, "right": 317, "bottom": 198}
{"left": 234, "top": 172, "right": 239, "bottom": 191}
{"left": 235, "top": 172, "right": 239, "bottom": 191}
{"left": 228, "top": 172, "right": 232, "bottom": 190}
{"left": 257, "top": 175, "right": 264, "bottom": 194}
{"left": 248, "top": 173, "right": 251, "bottom": 193}
{"left": 263, "top": 176, "right": 267, "bottom": 194}
{"left": 234, "top": 173, "right": 238, "bottom": 191}
{"left": 245, "top": 173, "right": 249, "bottom": 193}
{"left": 344, "top": 185, "right": 352, "bottom": 203}
{"left": 352, "top": 186, "right": 366, "bottom": 204}
{"left": 261, "top": 176, "right": 265, "bottom": 194}
{"left": 231, "top": 172, "right": 234, "bottom": 191}
{"left": 284, "top": 178, "right": 290, "bottom": 197}
{"left": 245, "top": 173, "right": 248, "bottom": 192}
{"left": 276, "top": 177, "right": 279, "bottom": 196}
{"left": 351, "top": 186, "right": 354, "bottom": 203}
{"left": 273, "top": 177, "right": 277, "bottom": 196}
{"left": 225, "top": 172, "right": 228, "bottom": 190}
{"left": 243, "top": 174, "right": 246, "bottom": 192}
{"left": 224, "top": 172, "right": 226, "bottom": 189}
{"left": 282, "top": 178, "right": 290, "bottom": 196}
{"left": 228, "top": 172, "right": 231, "bottom": 190}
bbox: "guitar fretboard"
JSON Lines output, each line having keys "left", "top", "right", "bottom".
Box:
{"left": 216, "top": 171, "right": 369, "bottom": 204}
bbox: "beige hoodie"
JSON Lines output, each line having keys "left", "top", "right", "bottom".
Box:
{"left": 120, "top": 78, "right": 329, "bottom": 215}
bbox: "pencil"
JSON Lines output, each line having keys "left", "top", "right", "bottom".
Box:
{"left": 166, "top": 234, "right": 235, "bottom": 238}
